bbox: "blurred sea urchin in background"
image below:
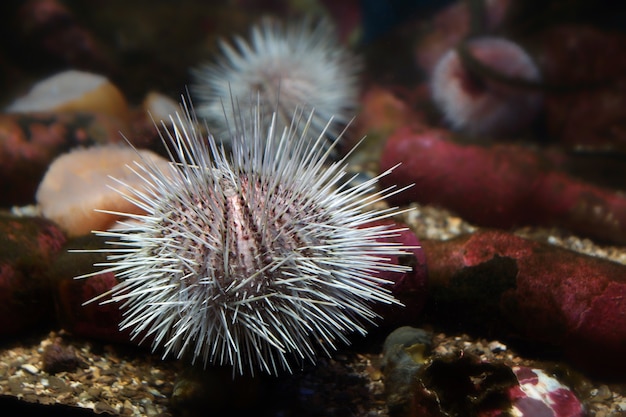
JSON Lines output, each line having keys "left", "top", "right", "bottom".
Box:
{"left": 190, "top": 17, "right": 360, "bottom": 149}
{"left": 76, "top": 101, "right": 413, "bottom": 376}
{"left": 430, "top": 36, "right": 543, "bottom": 138}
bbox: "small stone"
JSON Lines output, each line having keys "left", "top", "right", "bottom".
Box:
{"left": 95, "top": 401, "right": 118, "bottom": 414}
{"left": 21, "top": 364, "right": 39, "bottom": 374}
{"left": 42, "top": 339, "right": 84, "bottom": 374}
{"left": 589, "top": 385, "right": 613, "bottom": 402}
{"left": 488, "top": 340, "right": 507, "bottom": 353}
{"left": 142, "top": 91, "right": 179, "bottom": 122}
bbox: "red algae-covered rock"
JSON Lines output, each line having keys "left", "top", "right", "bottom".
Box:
{"left": 50, "top": 235, "right": 133, "bottom": 345}
{"left": 380, "top": 125, "right": 543, "bottom": 228}
{"left": 366, "top": 219, "right": 428, "bottom": 328}
{"left": 0, "top": 213, "right": 66, "bottom": 336}
{"left": 0, "top": 112, "right": 129, "bottom": 206}
{"left": 55, "top": 271, "right": 132, "bottom": 345}
{"left": 421, "top": 229, "right": 626, "bottom": 378}
{"left": 380, "top": 125, "right": 626, "bottom": 245}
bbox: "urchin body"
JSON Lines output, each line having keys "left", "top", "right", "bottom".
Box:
{"left": 430, "top": 37, "right": 542, "bottom": 138}
{"left": 80, "top": 104, "right": 412, "bottom": 376}
{"left": 191, "top": 18, "right": 359, "bottom": 146}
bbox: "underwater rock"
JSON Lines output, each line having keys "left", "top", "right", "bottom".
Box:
{"left": 379, "top": 125, "right": 626, "bottom": 245}
{"left": 406, "top": 352, "right": 585, "bottom": 417}
{"left": 141, "top": 91, "right": 180, "bottom": 123}
{"left": 36, "top": 143, "right": 172, "bottom": 237}
{"left": 6, "top": 70, "right": 130, "bottom": 125}
{"left": 41, "top": 338, "right": 85, "bottom": 374}
{"left": 318, "top": 0, "right": 361, "bottom": 44}
{"left": 348, "top": 83, "right": 431, "bottom": 168}
{"left": 54, "top": 270, "right": 131, "bottom": 345}
{"left": 367, "top": 219, "right": 429, "bottom": 328}
{"left": 0, "top": 213, "right": 66, "bottom": 336}
{"left": 50, "top": 234, "right": 131, "bottom": 345}
{"left": 421, "top": 229, "right": 626, "bottom": 379}
{"left": 379, "top": 125, "right": 541, "bottom": 228}
{"left": 0, "top": 111, "right": 129, "bottom": 206}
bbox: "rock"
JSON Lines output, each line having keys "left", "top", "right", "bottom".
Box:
{"left": 366, "top": 219, "right": 429, "bottom": 329}
{"left": 0, "top": 213, "right": 66, "bottom": 336}
{"left": 169, "top": 366, "right": 262, "bottom": 417}
{"left": 142, "top": 91, "right": 180, "bottom": 123}
{"left": 41, "top": 338, "right": 85, "bottom": 374}
{"left": 421, "top": 229, "right": 626, "bottom": 378}
{"left": 406, "top": 352, "right": 584, "bottom": 417}
{"left": 36, "top": 143, "right": 172, "bottom": 237}
{"left": 6, "top": 70, "right": 130, "bottom": 125}
{"left": 348, "top": 84, "right": 424, "bottom": 164}
{"left": 0, "top": 111, "right": 129, "bottom": 206}
{"left": 381, "top": 326, "right": 433, "bottom": 416}
{"left": 50, "top": 234, "right": 132, "bottom": 345}
{"left": 379, "top": 125, "right": 626, "bottom": 245}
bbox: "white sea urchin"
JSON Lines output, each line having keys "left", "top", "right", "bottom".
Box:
{"left": 77, "top": 102, "right": 413, "bottom": 376}
{"left": 191, "top": 17, "right": 359, "bottom": 147}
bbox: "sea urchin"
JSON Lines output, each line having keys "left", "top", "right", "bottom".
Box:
{"left": 77, "top": 102, "right": 413, "bottom": 376}
{"left": 191, "top": 17, "right": 360, "bottom": 147}
{"left": 430, "top": 37, "right": 542, "bottom": 138}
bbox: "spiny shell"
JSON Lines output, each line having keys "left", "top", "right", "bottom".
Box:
{"left": 77, "top": 102, "right": 414, "bottom": 376}
{"left": 191, "top": 17, "right": 360, "bottom": 147}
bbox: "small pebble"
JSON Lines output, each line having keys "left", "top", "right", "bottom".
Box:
{"left": 42, "top": 339, "right": 83, "bottom": 374}
{"left": 21, "top": 364, "right": 39, "bottom": 375}
{"left": 488, "top": 340, "right": 507, "bottom": 352}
